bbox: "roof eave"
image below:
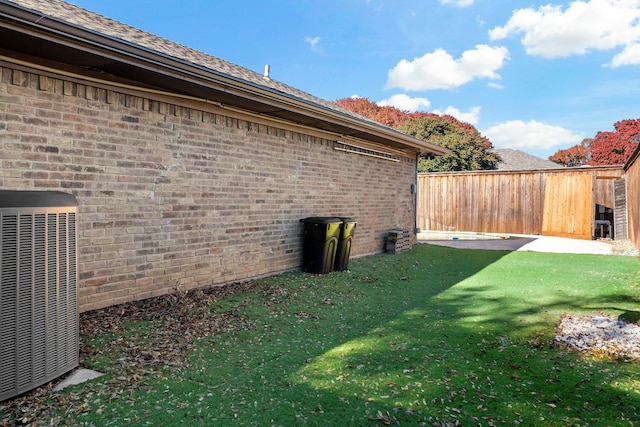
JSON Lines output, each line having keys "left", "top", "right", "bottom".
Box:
{"left": 0, "top": 1, "right": 450, "bottom": 157}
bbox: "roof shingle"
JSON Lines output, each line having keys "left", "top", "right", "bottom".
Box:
{"left": 7, "top": 0, "right": 359, "bottom": 118}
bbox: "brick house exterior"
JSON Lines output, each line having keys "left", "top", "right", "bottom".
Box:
{"left": 0, "top": 0, "right": 448, "bottom": 312}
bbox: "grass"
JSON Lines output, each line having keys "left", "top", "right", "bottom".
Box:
{"left": 4, "top": 244, "right": 640, "bottom": 426}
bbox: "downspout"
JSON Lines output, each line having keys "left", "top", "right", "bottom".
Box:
{"left": 413, "top": 152, "right": 420, "bottom": 235}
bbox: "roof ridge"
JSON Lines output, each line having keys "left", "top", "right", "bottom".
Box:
{"left": 493, "top": 148, "right": 560, "bottom": 171}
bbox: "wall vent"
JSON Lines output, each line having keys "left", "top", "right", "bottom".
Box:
{"left": 0, "top": 191, "right": 79, "bottom": 401}
{"left": 334, "top": 141, "right": 401, "bottom": 162}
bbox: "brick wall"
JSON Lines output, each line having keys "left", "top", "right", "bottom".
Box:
{"left": 0, "top": 64, "right": 418, "bottom": 312}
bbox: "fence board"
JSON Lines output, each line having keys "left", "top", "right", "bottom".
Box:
{"left": 417, "top": 167, "right": 624, "bottom": 239}
{"left": 614, "top": 179, "right": 628, "bottom": 240}
{"left": 625, "top": 149, "right": 640, "bottom": 249}
{"left": 541, "top": 172, "right": 594, "bottom": 240}
{"left": 594, "top": 178, "right": 614, "bottom": 208}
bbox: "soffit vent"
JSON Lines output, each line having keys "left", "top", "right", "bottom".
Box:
{"left": 334, "top": 141, "right": 401, "bottom": 162}
{"left": 0, "top": 191, "right": 79, "bottom": 401}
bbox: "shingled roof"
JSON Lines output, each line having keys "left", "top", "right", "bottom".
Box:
{"left": 0, "top": 0, "right": 450, "bottom": 156}
{"left": 494, "top": 149, "right": 562, "bottom": 171}
{"left": 6, "top": 0, "right": 339, "bottom": 112}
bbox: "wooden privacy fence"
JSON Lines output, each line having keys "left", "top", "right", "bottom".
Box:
{"left": 624, "top": 146, "right": 640, "bottom": 251}
{"left": 417, "top": 166, "right": 625, "bottom": 240}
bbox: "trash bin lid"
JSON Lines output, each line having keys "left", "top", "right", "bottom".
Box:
{"left": 301, "top": 217, "right": 342, "bottom": 241}
{"left": 300, "top": 217, "right": 342, "bottom": 224}
{"left": 338, "top": 217, "right": 357, "bottom": 224}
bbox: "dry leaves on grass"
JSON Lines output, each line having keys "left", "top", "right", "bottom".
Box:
{"left": 554, "top": 312, "right": 640, "bottom": 360}
{"left": 79, "top": 282, "right": 263, "bottom": 374}
{"left": 1, "top": 281, "right": 292, "bottom": 426}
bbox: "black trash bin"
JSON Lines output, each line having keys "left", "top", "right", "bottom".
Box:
{"left": 334, "top": 218, "right": 357, "bottom": 271}
{"left": 300, "top": 217, "right": 342, "bottom": 274}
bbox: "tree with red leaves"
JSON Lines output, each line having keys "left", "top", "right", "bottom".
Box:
{"left": 588, "top": 119, "right": 640, "bottom": 165}
{"left": 334, "top": 97, "right": 500, "bottom": 172}
{"left": 334, "top": 97, "right": 408, "bottom": 128}
{"left": 548, "top": 138, "right": 592, "bottom": 167}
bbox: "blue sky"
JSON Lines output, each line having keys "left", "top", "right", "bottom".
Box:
{"left": 69, "top": 0, "right": 640, "bottom": 159}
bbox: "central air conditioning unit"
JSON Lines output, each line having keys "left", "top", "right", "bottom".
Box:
{"left": 0, "top": 191, "right": 79, "bottom": 401}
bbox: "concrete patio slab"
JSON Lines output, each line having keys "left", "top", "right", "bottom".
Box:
{"left": 417, "top": 232, "right": 614, "bottom": 255}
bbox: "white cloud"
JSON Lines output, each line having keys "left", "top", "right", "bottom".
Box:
{"left": 377, "top": 94, "right": 431, "bottom": 112}
{"left": 610, "top": 43, "right": 640, "bottom": 66}
{"left": 487, "top": 82, "right": 504, "bottom": 90}
{"left": 489, "top": 0, "right": 640, "bottom": 65}
{"left": 305, "top": 36, "right": 321, "bottom": 52}
{"left": 439, "top": 0, "right": 474, "bottom": 7}
{"left": 432, "top": 106, "right": 481, "bottom": 125}
{"left": 482, "top": 120, "right": 584, "bottom": 150}
{"left": 385, "top": 45, "right": 509, "bottom": 91}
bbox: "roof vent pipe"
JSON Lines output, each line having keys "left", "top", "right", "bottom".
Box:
{"left": 263, "top": 64, "right": 270, "bottom": 80}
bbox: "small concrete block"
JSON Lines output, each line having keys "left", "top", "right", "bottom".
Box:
{"left": 53, "top": 368, "right": 104, "bottom": 391}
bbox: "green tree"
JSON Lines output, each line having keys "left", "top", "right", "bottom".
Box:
{"left": 335, "top": 97, "right": 499, "bottom": 172}
{"left": 397, "top": 115, "right": 501, "bottom": 172}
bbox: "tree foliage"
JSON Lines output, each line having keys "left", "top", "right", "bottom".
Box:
{"left": 548, "top": 138, "right": 592, "bottom": 167}
{"left": 335, "top": 97, "right": 408, "bottom": 128}
{"left": 588, "top": 119, "right": 640, "bottom": 165}
{"left": 398, "top": 115, "right": 500, "bottom": 172}
{"left": 334, "top": 97, "right": 500, "bottom": 172}
{"left": 549, "top": 118, "right": 640, "bottom": 166}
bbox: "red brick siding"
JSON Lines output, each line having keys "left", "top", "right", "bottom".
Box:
{"left": 0, "top": 65, "right": 417, "bottom": 312}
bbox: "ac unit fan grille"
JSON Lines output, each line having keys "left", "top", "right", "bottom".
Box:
{"left": 0, "top": 208, "right": 78, "bottom": 402}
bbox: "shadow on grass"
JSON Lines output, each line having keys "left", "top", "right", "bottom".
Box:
{"left": 8, "top": 244, "right": 639, "bottom": 426}
{"left": 274, "top": 246, "right": 640, "bottom": 426}
{"left": 168, "top": 245, "right": 639, "bottom": 425}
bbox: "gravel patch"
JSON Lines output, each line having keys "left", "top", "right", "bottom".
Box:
{"left": 554, "top": 313, "right": 640, "bottom": 360}
{"left": 607, "top": 239, "right": 640, "bottom": 256}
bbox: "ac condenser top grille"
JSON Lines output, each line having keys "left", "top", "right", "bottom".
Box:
{"left": 0, "top": 191, "right": 79, "bottom": 402}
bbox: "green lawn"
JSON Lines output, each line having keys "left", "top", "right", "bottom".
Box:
{"left": 4, "top": 244, "right": 640, "bottom": 426}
